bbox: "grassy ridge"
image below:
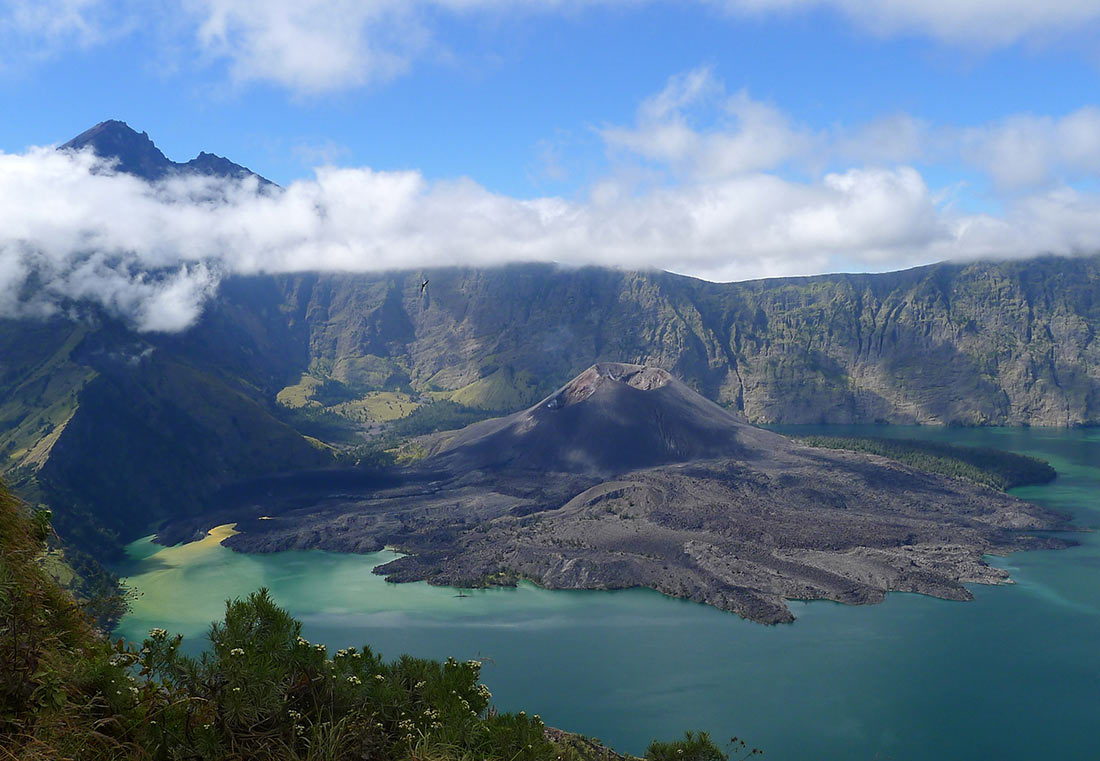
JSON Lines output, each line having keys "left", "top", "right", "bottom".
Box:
{"left": 799, "top": 436, "right": 1056, "bottom": 490}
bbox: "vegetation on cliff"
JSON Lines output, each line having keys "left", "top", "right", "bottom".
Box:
{"left": 799, "top": 436, "right": 1056, "bottom": 490}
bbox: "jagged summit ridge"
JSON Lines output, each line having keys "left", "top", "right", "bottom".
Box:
{"left": 545, "top": 363, "right": 672, "bottom": 409}
{"left": 430, "top": 363, "right": 789, "bottom": 475}
{"left": 60, "top": 119, "right": 272, "bottom": 185}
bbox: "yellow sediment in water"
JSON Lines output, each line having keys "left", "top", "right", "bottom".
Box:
{"left": 120, "top": 523, "right": 247, "bottom": 631}
{"left": 145, "top": 523, "right": 238, "bottom": 568}
{"left": 209, "top": 523, "right": 238, "bottom": 540}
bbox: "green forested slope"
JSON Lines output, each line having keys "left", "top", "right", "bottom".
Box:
{"left": 798, "top": 436, "right": 1057, "bottom": 490}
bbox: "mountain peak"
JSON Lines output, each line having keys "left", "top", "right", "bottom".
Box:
{"left": 59, "top": 120, "right": 274, "bottom": 186}
{"left": 431, "top": 364, "right": 786, "bottom": 475}
{"left": 548, "top": 363, "right": 673, "bottom": 409}
{"left": 61, "top": 120, "right": 171, "bottom": 180}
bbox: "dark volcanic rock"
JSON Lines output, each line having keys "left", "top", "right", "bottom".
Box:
{"left": 61, "top": 120, "right": 272, "bottom": 185}
{"left": 428, "top": 362, "right": 788, "bottom": 475}
{"left": 62, "top": 120, "right": 174, "bottom": 180}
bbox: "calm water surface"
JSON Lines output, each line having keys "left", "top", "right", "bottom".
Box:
{"left": 114, "top": 427, "right": 1100, "bottom": 760}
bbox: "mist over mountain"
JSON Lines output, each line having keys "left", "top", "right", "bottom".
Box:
{"left": 4, "top": 120, "right": 1099, "bottom": 337}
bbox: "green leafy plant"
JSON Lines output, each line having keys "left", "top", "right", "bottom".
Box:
{"left": 646, "top": 732, "right": 761, "bottom": 761}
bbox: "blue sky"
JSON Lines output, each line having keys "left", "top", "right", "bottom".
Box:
{"left": 2, "top": 1, "right": 1100, "bottom": 329}
{"left": 3, "top": 2, "right": 1097, "bottom": 192}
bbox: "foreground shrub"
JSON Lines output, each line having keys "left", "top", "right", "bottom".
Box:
{"left": 136, "top": 588, "right": 552, "bottom": 760}
{"left": 2, "top": 480, "right": 755, "bottom": 761}
{"left": 646, "top": 731, "right": 761, "bottom": 761}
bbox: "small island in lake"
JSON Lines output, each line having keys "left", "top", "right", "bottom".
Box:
{"left": 163, "top": 363, "right": 1075, "bottom": 624}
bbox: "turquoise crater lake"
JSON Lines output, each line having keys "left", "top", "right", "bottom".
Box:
{"left": 114, "top": 427, "right": 1100, "bottom": 761}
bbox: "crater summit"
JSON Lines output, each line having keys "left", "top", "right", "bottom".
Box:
{"left": 428, "top": 362, "right": 788, "bottom": 476}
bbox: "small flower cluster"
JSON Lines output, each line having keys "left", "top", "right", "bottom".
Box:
{"left": 346, "top": 675, "right": 361, "bottom": 685}
{"left": 476, "top": 683, "right": 492, "bottom": 701}
{"left": 229, "top": 647, "right": 245, "bottom": 656}
{"left": 295, "top": 636, "right": 310, "bottom": 647}
{"left": 148, "top": 628, "right": 168, "bottom": 639}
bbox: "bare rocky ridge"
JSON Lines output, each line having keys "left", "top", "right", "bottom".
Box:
{"left": 211, "top": 363, "right": 1073, "bottom": 624}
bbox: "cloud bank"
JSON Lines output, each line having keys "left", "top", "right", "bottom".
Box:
{"left": 5, "top": 77, "right": 1100, "bottom": 333}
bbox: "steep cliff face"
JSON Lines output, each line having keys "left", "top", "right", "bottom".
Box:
{"left": 257, "top": 255, "right": 1100, "bottom": 427}
{"left": 710, "top": 257, "right": 1100, "bottom": 425}
{"left": 1, "top": 256, "right": 1097, "bottom": 557}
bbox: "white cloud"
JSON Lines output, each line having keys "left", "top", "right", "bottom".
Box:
{"left": 3, "top": 132, "right": 1100, "bottom": 332}
{"left": 833, "top": 114, "right": 930, "bottom": 166}
{"left": 183, "top": 0, "right": 649, "bottom": 93}
{"left": 601, "top": 68, "right": 816, "bottom": 179}
{"left": 3, "top": 68, "right": 1100, "bottom": 332}
{"left": 188, "top": 0, "right": 421, "bottom": 93}
{"left": 959, "top": 108, "right": 1100, "bottom": 190}
{"left": 718, "top": 0, "right": 1100, "bottom": 46}
{"left": 8, "top": 0, "right": 1100, "bottom": 94}
{"left": 0, "top": 0, "right": 127, "bottom": 69}
{"left": 180, "top": 0, "right": 1100, "bottom": 93}
{"left": 607, "top": 70, "right": 1100, "bottom": 194}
